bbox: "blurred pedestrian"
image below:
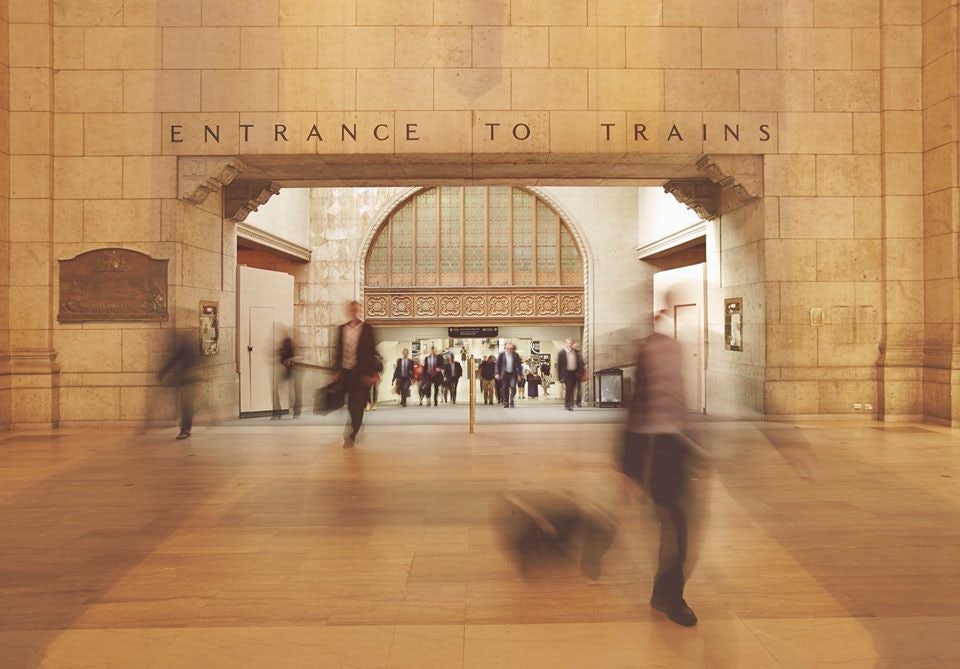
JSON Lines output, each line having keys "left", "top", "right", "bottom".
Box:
{"left": 393, "top": 348, "right": 413, "bottom": 407}
{"left": 157, "top": 329, "right": 200, "bottom": 440}
{"left": 479, "top": 355, "right": 497, "bottom": 405}
{"left": 272, "top": 335, "right": 302, "bottom": 419}
{"left": 424, "top": 347, "right": 444, "bottom": 407}
{"left": 618, "top": 303, "right": 698, "bottom": 627}
{"left": 496, "top": 343, "right": 523, "bottom": 408}
{"left": 367, "top": 354, "right": 384, "bottom": 411}
{"left": 558, "top": 338, "right": 584, "bottom": 411}
{"left": 444, "top": 353, "right": 463, "bottom": 404}
{"left": 335, "top": 300, "right": 379, "bottom": 448}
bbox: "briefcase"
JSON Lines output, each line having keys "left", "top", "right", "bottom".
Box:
{"left": 314, "top": 379, "right": 344, "bottom": 415}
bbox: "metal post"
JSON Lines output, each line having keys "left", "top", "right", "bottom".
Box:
{"left": 469, "top": 357, "right": 476, "bottom": 433}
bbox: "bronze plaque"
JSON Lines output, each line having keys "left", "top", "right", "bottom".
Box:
{"left": 58, "top": 248, "right": 169, "bottom": 322}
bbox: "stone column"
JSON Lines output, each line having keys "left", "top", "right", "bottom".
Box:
{"left": 8, "top": 1, "right": 58, "bottom": 427}
{"left": 920, "top": 1, "right": 960, "bottom": 424}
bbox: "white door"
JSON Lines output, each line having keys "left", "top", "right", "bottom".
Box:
{"left": 674, "top": 303, "right": 701, "bottom": 412}
{"left": 248, "top": 306, "right": 276, "bottom": 412}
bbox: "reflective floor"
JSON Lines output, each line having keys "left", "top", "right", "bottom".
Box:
{"left": 0, "top": 419, "right": 958, "bottom": 668}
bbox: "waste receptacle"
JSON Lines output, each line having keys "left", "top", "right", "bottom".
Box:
{"left": 593, "top": 368, "right": 624, "bottom": 408}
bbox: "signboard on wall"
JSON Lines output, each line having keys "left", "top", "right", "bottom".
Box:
{"left": 58, "top": 248, "right": 168, "bottom": 322}
{"left": 449, "top": 327, "right": 498, "bottom": 338}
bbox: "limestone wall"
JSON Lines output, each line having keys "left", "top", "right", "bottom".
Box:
{"left": 3, "top": 0, "right": 954, "bottom": 424}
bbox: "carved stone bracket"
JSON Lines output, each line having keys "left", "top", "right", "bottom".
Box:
{"left": 224, "top": 181, "right": 282, "bottom": 223}
{"left": 696, "top": 154, "right": 763, "bottom": 206}
{"left": 178, "top": 157, "right": 247, "bottom": 205}
{"left": 662, "top": 180, "right": 720, "bottom": 220}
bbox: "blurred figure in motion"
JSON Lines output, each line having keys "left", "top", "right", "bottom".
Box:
{"left": 392, "top": 348, "right": 413, "bottom": 407}
{"left": 493, "top": 490, "right": 616, "bottom": 579}
{"left": 157, "top": 329, "right": 200, "bottom": 440}
{"left": 444, "top": 353, "right": 463, "bottom": 404}
{"left": 335, "top": 300, "right": 379, "bottom": 448}
{"left": 618, "top": 301, "right": 699, "bottom": 627}
{"left": 496, "top": 343, "right": 523, "bottom": 408}
{"left": 479, "top": 355, "right": 497, "bottom": 405}
{"left": 558, "top": 339, "right": 584, "bottom": 411}
{"left": 366, "top": 354, "right": 384, "bottom": 411}
{"left": 272, "top": 334, "right": 302, "bottom": 419}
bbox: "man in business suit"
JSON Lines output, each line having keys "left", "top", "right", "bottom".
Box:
{"left": 423, "top": 346, "right": 444, "bottom": 407}
{"left": 557, "top": 338, "right": 584, "bottom": 412}
{"left": 335, "top": 300, "right": 379, "bottom": 448}
{"left": 392, "top": 348, "right": 413, "bottom": 407}
{"left": 444, "top": 354, "right": 464, "bottom": 404}
{"left": 496, "top": 343, "right": 523, "bottom": 408}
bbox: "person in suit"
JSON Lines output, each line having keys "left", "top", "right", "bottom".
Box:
{"left": 479, "top": 355, "right": 497, "bottom": 405}
{"left": 618, "top": 303, "right": 697, "bottom": 627}
{"left": 157, "top": 329, "right": 200, "bottom": 439}
{"left": 496, "top": 343, "right": 523, "bottom": 408}
{"left": 392, "top": 348, "right": 413, "bottom": 407}
{"left": 423, "top": 347, "right": 444, "bottom": 407}
{"left": 335, "top": 300, "right": 379, "bottom": 448}
{"left": 444, "top": 354, "right": 464, "bottom": 404}
{"left": 557, "top": 338, "right": 585, "bottom": 411}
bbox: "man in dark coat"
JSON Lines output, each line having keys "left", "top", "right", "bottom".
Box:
{"left": 423, "top": 346, "right": 444, "bottom": 406}
{"left": 444, "top": 354, "right": 464, "bottom": 404}
{"left": 157, "top": 329, "right": 200, "bottom": 439}
{"left": 392, "top": 348, "right": 413, "bottom": 407}
{"left": 557, "top": 338, "right": 585, "bottom": 411}
{"left": 335, "top": 300, "right": 379, "bottom": 448}
{"left": 496, "top": 343, "right": 523, "bottom": 408}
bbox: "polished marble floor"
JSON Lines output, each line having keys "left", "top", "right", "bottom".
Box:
{"left": 0, "top": 419, "right": 958, "bottom": 668}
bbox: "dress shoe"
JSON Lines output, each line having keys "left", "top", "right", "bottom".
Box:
{"left": 342, "top": 435, "right": 356, "bottom": 449}
{"left": 650, "top": 597, "right": 697, "bottom": 627}
{"left": 176, "top": 431, "right": 191, "bottom": 440}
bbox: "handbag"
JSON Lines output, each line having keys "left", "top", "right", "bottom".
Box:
{"left": 314, "top": 379, "right": 345, "bottom": 415}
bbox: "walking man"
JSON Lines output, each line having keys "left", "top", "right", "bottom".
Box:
{"left": 335, "top": 300, "right": 379, "bottom": 448}
{"left": 557, "top": 338, "right": 584, "bottom": 411}
{"left": 393, "top": 348, "right": 413, "bottom": 407}
{"left": 424, "top": 347, "right": 444, "bottom": 406}
{"left": 444, "top": 354, "right": 463, "bottom": 404}
{"left": 496, "top": 343, "right": 523, "bottom": 408}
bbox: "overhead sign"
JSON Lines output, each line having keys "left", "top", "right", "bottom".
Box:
{"left": 449, "top": 327, "right": 498, "bottom": 338}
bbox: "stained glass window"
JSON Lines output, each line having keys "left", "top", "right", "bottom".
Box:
{"left": 366, "top": 187, "right": 582, "bottom": 289}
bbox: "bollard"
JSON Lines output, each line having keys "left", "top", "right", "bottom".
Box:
{"left": 469, "top": 357, "right": 476, "bottom": 433}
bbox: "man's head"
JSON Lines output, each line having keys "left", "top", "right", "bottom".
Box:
{"left": 346, "top": 300, "right": 362, "bottom": 321}
{"left": 402, "top": 348, "right": 409, "bottom": 358}
{"left": 430, "top": 346, "right": 436, "bottom": 355}
{"left": 566, "top": 338, "right": 574, "bottom": 348}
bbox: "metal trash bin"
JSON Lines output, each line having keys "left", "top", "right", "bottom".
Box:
{"left": 593, "top": 368, "right": 624, "bottom": 408}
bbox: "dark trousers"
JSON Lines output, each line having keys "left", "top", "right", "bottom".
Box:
{"left": 178, "top": 383, "right": 195, "bottom": 434}
{"left": 449, "top": 378, "right": 459, "bottom": 403}
{"left": 343, "top": 369, "right": 370, "bottom": 439}
{"left": 431, "top": 376, "right": 442, "bottom": 405}
{"left": 500, "top": 375, "right": 517, "bottom": 406}
{"left": 397, "top": 378, "right": 411, "bottom": 406}
{"left": 621, "top": 432, "right": 690, "bottom": 605}
{"left": 562, "top": 372, "right": 578, "bottom": 409}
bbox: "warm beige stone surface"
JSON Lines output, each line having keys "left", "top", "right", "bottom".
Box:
{"left": 9, "top": 23, "right": 50, "bottom": 67}
{"left": 279, "top": 0, "right": 355, "bottom": 25}
{"left": 279, "top": 70, "right": 355, "bottom": 112}
{"left": 162, "top": 28, "right": 239, "bottom": 69}
{"left": 84, "top": 27, "right": 162, "bottom": 70}
{"left": 886, "top": 239, "right": 924, "bottom": 281}
{"left": 922, "top": 98, "right": 954, "bottom": 151}
{"left": 53, "top": 71, "right": 122, "bottom": 113}
{"left": 625, "top": 27, "right": 700, "bottom": 68}
{"left": 396, "top": 27, "right": 471, "bottom": 68}
{"left": 663, "top": 0, "right": 738, "bottom": 26}
{"left": 356, "top": 69, "right": 432, "bottom": 111}
{"left": 921, "top": 54, "right": 954, "bottom": 109}
{"left": 9, "top": 0, "right": 50, "bottom": 23}
{"left": 160, "top": 113, "right": 240, "bottom": 154}
{"left": 816, "top": 155, "right": 882, "bottom": 196}
{"left": 778, "top": 28, "right": 852, "bottom": 69}
{"left": 512, "top": 69, "right": 587, "bottom": 110}
{"left": 52, "top": 330, "right": 123, "bottom": 373}
{"left": 84, "top": 113, "right": 162, "bottom": 156}
{"left": 764, "top": 239, "right": 818, "bottom": 281}
{"left": 475, "top": 111, "right": 550, "bottom": 153}
{"left": 852, "top": 28, "right": 881, "bottom": 69}
{"left": 764, "top": 154, "right": 816, "bottom": 196}
{"left": 9, "top": 111, "right": 50, "bottom": 155}
{"left": 549, "top": 27, "right": 625, "bottom": 68}
{"left": 588, "top": 70, "right": 662, "bottom": 111}
{"left": 53, "top": 0, "right": 123, "bottom": 27}
{"left": 83, "top": 200, "right": 162, "bottom": 243}
{"left": 511, "top": 0, "right": 586, "bottom": 26}
{"left": 394, "top": 111, "right": 472, "bottom": 154}
{"left": 203, "top": 70, "right": 279, "bottom": 113}
{"left": 123, "top": 71, "right": 201, "bottom": 113}
{"left": 240, "top": 27, "right": 317, "bottom": 69}
{"left": 123, "top": 0, "right": 202, "bottom": 27}
{"left": 816, "top": 239, "right": 882, "bottom": 281}
{"left": 434, "top": 69, "right": 511, "bottom": 111}
{"left": 10, "top": 155, "right": 51, "bottom": 199}
{"left": 473, "top": 27, "right": 549, "bottom": 68}
{"left": 884, "top": 110, "right": 924, "bottom": 153}
{"left": 10, "top": 199, "right": 51, "bottom": 243}
{"left": 884, "top": 195, "right": 924, "bottom": 238}
{"left": 886, "top": 152, "right": 924, "bottom": 195}
{"left": 9, "top": 242, "right": 50, "bottom": 286}
{"left": 202, "top": 0, "right": 279, "bottom": 27}
{"left": 52, "top": 26, "right": 83, "bottom": 69}
{"left": 740, "top": 70, "right": 814, "bottom": 112}
{"left": 53, "top": 157, "right": 122, "bottom": 200}
{"left": 60, "top": 387, "right": 121, "bottom": 421}
{"left": 356, "top": 0, "right": 432, "bottom": 26}
{"left": 316, "top": 27, "right": 394, "bottom": 68}
{"left": 815, "top": 72, "right": 881, "bottom": 112}
{"left": 122, "top": 157, "right": 178, "bottom": 199}
{"left": 702, "top": 28, "right": 777, "bottom": 69}
{"left": 814, "top": 0, "right": 880, "bottom": 27}
{"left": 779, "top": 197, "right": 855, "bottom": 238}
{"left": 853, "top": 197, "right": 882, "bottom": 238}
{"left": 778, "top": 112, "right": 852, "bottom": 153}
{"left": 738, "top": 0, "right": 813, "bottom": 27}
{"left": 853, "top": 113, "right": 882, "bottom": 154}
{"left": 588, "top": 0, "right": 660, "bottom": 25}
{"left": 435, "top": 0, "right": 510, "bottom": 26}
{"left": 665, "top": 70, "right": 739, "bottom": 111}
{"left": 885, "top": 68, "right": 924, "bottom": 110}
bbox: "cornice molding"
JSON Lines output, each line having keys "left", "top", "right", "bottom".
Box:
{"left": 637, "top": 220, "right": 707, "bottom": 259}
{"left": 224, "top": 180, "right": 282, "bottom": 223}
{"left": 237, "top": 221, "right": 311, "bottom": 262}
{"left": 178, "top": 157, "right": 247, "bottom": 205}
{"left": 663, "top": 154, "right": 764, "bottom": 221}
{"left": 662, "top": 180, "right": 720, "bottom": 220}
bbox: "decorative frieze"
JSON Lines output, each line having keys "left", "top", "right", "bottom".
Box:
{"left": 364, "top": 288, "right": 585, "bottom": 324}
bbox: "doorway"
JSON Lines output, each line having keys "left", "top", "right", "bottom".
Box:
{"left": 653, "top": 263, "right": 706, "bottom": 413}
{"left": 238, "top": 266, "right": 294, "bottom": 415}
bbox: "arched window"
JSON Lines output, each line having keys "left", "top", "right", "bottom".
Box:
{"left": 364, "top": 187, "right": 584, "bottom": 324}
